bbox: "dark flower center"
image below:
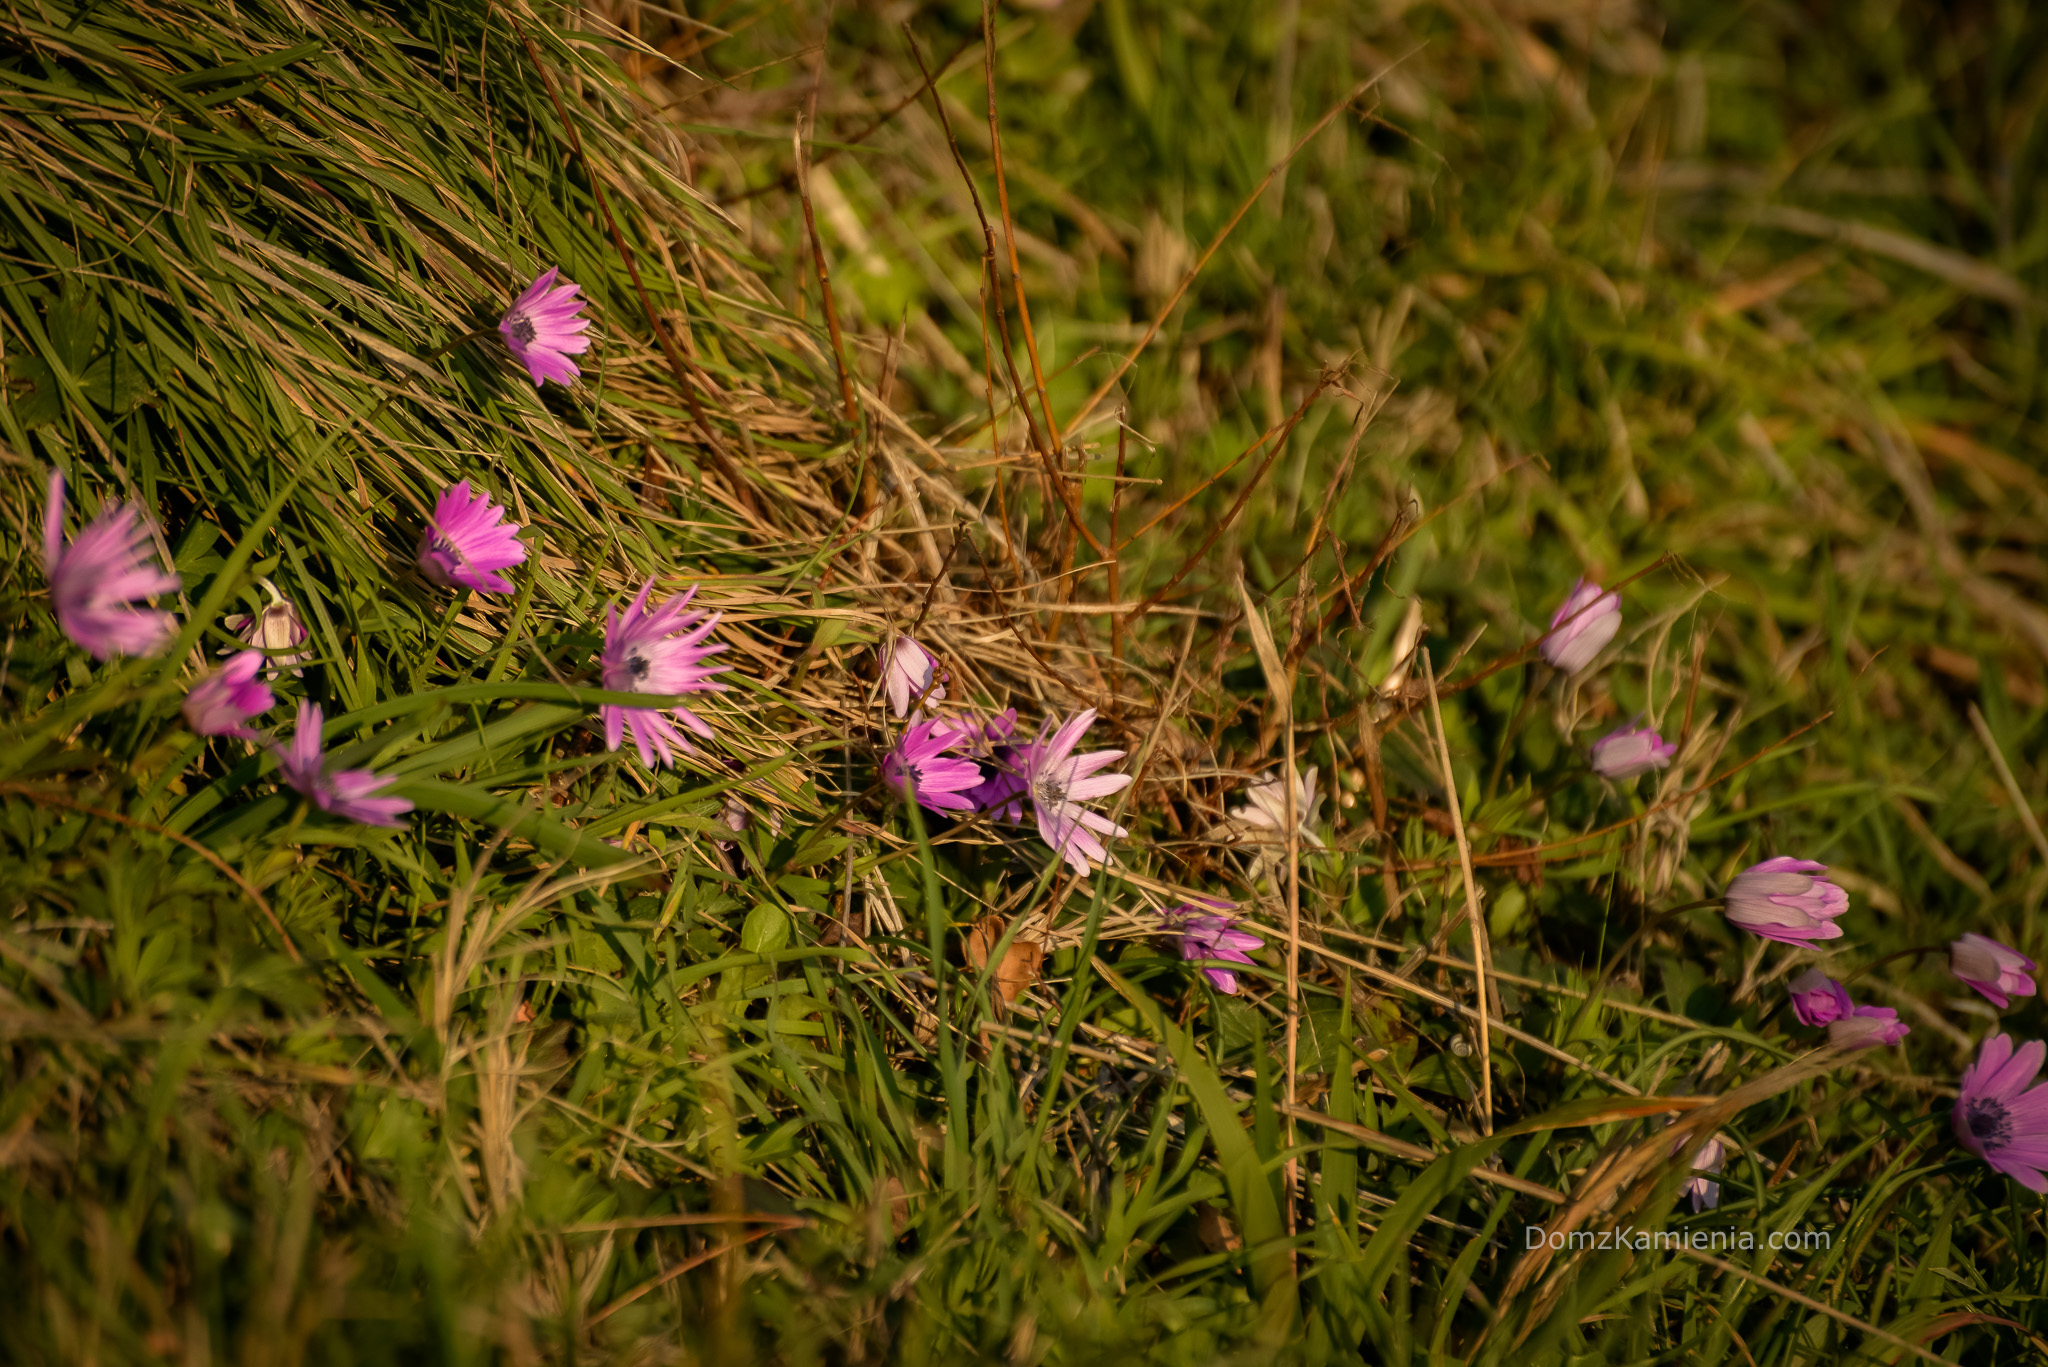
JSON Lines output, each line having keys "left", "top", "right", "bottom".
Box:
{"left": 1035, "top": 775, "right": 1067, "bottom": 806}
{"left": 626, "top": 652, "right": 651, "bottom": 681}
{"left": 1964, "top": 1097, "right": 2013, "bottom": 1151}
{"left": 506, "top": 312, "right": 537, "bottom": 345}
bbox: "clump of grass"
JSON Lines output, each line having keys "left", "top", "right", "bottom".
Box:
{"left": 6, "top": 0, "right": 2048, "bottom": 1364}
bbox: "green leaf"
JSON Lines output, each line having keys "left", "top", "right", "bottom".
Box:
{"left": 740, "top": 903, "right": 790, "bottom": 955}
{"left": 1096, "top": 960, "right": 1298, "bottom": 1339}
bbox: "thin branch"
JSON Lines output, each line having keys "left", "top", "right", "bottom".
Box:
{"left": 795, "top": 62, "right": 859, "bottom": 426}
{"left": 1065, "top": 63, "right": 1408, "bottom": 434}
{"left": 1123, "top": 378, "right": 1336, "bottom": 628}
{"left": 981, "top": 0, "right": 1062, "bottom": 457}
{"left": 721, "top": 30, "right": 979, "bottom": 205}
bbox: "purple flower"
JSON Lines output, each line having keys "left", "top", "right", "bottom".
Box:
{"left": 883, "top": 718, "right": 984, "bottom": 814}
{"left": 881, "top": 635, "right": 946, "bottom": 718}
{"left": 1590, "top": 724, "right": 1676, "bottom": 779}
{"left": 1165, "top": 902, "right": 1264, "bottom": 994}
{"left": 1829, "top": 1004, "right": 1909, "bottom": 1050}
{"left": 500, "top": 267, "right": 591, "bottom": 387}
{"left": 42, "top": 470, "right": 180, "bottom": 660}
{"left": 964, "top": 750, "right": 1029, "bottom": 821}
{"left": 1953, "top": 1033, "right": 2048, "bottom": 1191}
{"left": 417, "top": 480, "right": 525, "bottom": 595}
{"left": 225, "top": 579, "right": 311, "bottom": 677}
{"left": 1021, "top": 709, "right": 1132, "bottom": 874}
{"left": 1539, "top": 579, "right": 1621, "bottom": 674}
{"left": 955, "top": 711, "right": 1028, "bottom": 816}
{"left": 937, "top": 707, "right": 1017, "bottom": 757}
{"left": 1951, "top": 933, "right": 2038, "bottom": 1010}
{"left": 599, "top": 579, "right": 729, "bottom": 768}
{"left": 1787, "top": 969, "right": 1853, "bottom": 1027}
{"left": 272, "top": 701, "right": 411, "bottom": 827}
{"left": 1724, "top": 857, "right": 1849, "bottom": 945}
{"left": 1680, "top": 1136, "right": 1725, "bottom": 1213}
{"left": 182, "top": 652, "right": 274, "bottom": 739}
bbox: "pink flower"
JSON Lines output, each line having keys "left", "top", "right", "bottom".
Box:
{"left": 182, "top": 652, "right": 274, "bottom": 739}
{"left": 272, "top": 701, "right": 411, "bottom": 827}
{"left": 42, "top": 470, "right": 180, "bottom": 660}
{"left": 224, "top": 579, "right": 310, "bottom": 677}
{"left": 1724, "top": 857, "right": 1849, "bottom": 945}
{"left": 1165, "top": 901, "right": 1264, "bottom": 994}
{"left": 1950, "top": 933, "right": 2038, "bottom": 1010}
{"left": 1829, "top": 1004, "right": 1908, "bottom": 1050}
{"left": 1681, "top": 1136, "right": 1725, "bottom": 1213}
{"left": 1020, "top": 710, "right": 1132, "bottom": 874}
{"left": 1590, "top": 724, "right": 1676, "bottom": 779}
{"left": 1953, "top": 1033, "right": 2048, "bottom": 1191}
{"left": 883, "top": 718, "right": 984, "bottom": 814}
{"left": 723, "top": 797, "right": 750, "bottom": 837}
{"left": 500, "top": 267, "right": 591, "bottom": 387}
{"left": 599, "top": 579, "right": 728, "bottom": 768}
{"left": 1539, "top": 578, "right": 1621, "bottom": 674}
{"left": 1787, "top": 969, "right": 1852, "bottom": 1027}
{"left": 881, "top": 635, "right": 945, "bottom": 718}
{"left": 418, "top": 480, "right": 525, "bottom": 595}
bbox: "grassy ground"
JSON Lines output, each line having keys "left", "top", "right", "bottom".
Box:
{"left": 4, "top": 0, "right": 2048, "bottom": 1362}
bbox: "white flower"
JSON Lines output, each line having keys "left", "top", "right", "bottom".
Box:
{"left": 1230, "top": 764, "right": 1324, "bottom": 848}
{"left": 224, "top": 578, "right": 310, "bottom": 677}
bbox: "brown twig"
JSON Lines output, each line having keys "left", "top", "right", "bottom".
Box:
{"left": 1123, "top": 378, "right": 1335, "bottom": 628}
{"left": 1108, "top": 416, "right": 1128, "bottom": 699}
{"left": 1311, "top": 453, "right": 1544, "bottom": 643}
{"left": 903, "top": 24, "right": 1105, "bottom": 562}
{"left": 1117, "top": 388, "right": 1323, "bottom": 550}
{"left": 1280, "top": 403, "right": 1374, "bottom": 669}
{"left": 720, "top": 30, "right": 979, "bottom": 205}
{"left": 1066, "top": 68, "right": 1402, "bottom": 435}
{"left": 909, "top": 520, "right": 969, "bottom": 636}
{"left": 795, "top": 72, "right": 859, "bottom": 426}
{"left": 981, "top": 0, "right": 1061, "bottom": 456}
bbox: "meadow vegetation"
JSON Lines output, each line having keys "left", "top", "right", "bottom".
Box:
{"left": 3, "top": 0, "right": 2048, "bottom": 1362}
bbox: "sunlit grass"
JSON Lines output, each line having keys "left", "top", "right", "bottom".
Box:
{"left": 2, "top": 0, "right": 2046, "bottom": 1362}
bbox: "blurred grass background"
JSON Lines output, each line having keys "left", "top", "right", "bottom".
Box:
{"left": 3, "top": 0, "right": 2047, "bottom": 1362}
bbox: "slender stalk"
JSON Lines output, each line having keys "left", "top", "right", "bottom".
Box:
{"left": 1108, "top": 416, "right": 1127, "bottom": 702}
{"left": 981, "top": 0, "right": 1062, "bottom": 455}
{"left": 794, "top": 104, "right": 859, "bottom": 427}
{"left": 1422, "top": 648, "right": 1494, "bottom": 1135}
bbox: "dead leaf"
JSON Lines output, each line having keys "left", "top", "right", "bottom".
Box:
{"left": 1196, "top": 1201, "right": 1241, "bottom": 1253}
{"left": 1236, "top": 571, "right": 1290, "bottom": 725}
{"left": 964, "top": 915, "right": 1045, "bottom": 1012}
